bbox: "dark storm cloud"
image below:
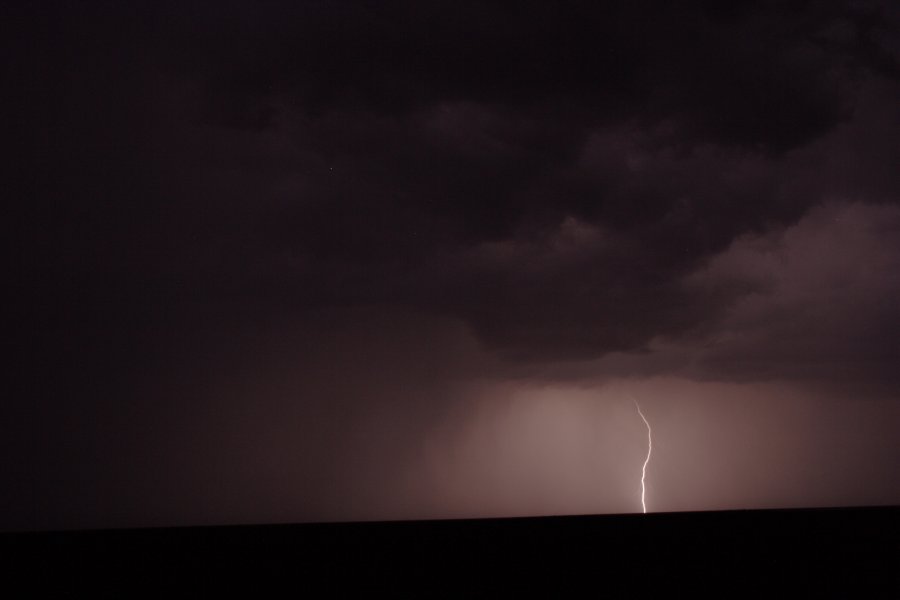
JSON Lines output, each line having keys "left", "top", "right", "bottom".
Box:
{"left": 146, "top": 0, "right": 899, "bottom": 357}
{"left": 8, "top": 0, "right": 899, "bottom": 393}
{"left": 683, "top": 202, "right": 900, "bottom": 389}
{"left": 205, "top": 1, "right": 898, "bottom": 145}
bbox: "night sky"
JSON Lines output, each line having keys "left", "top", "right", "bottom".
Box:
{"left": 6, "top": 0, "right": 900, "bottom": 531}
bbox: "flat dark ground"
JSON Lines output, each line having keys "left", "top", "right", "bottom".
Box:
{"left": 4, "top": 506, "right": 899, "bottom": 597}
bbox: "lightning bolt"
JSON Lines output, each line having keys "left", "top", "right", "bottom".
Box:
{"left": 634, "top": 399, "right": 652, "bottom": 514}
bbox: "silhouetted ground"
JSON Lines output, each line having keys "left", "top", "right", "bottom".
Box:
{"left": 4, "top": 507, "right": 899, "bottom": 597}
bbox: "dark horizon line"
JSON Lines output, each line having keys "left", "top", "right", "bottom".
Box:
{"left": 7, "top": 503, "right": 900, "bottom": 536}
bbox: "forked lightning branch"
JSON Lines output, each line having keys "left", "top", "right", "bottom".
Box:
{"left": 634, "top": 400, "right": 652, "bottom": 514}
